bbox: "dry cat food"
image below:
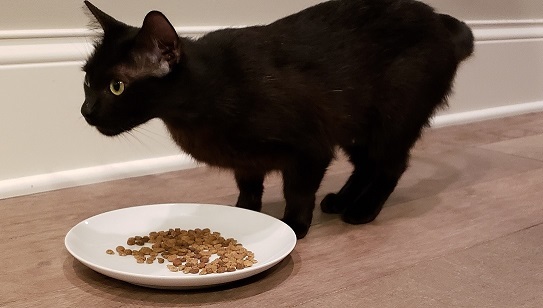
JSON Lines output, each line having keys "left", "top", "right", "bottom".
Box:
{"left": 106, "top": 228, "right": 257, "bottom": 275}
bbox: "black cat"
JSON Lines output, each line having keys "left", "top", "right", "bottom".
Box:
{"left": 81, "top": 0, "right": 473, "bottom": 238}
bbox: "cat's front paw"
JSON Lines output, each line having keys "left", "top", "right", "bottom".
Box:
{"left": 320, "top": 193, "right": 347, "bottom": 214}
{"left": 281, "top": 218, "right": 310, "bottom": 239}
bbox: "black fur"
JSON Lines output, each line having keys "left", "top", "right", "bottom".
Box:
{"left": 81, "top": 0, "right": 474, "bottom": 238}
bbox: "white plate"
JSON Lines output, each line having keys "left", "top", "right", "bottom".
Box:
{"left": 65, "top": 203, "right": 296, "bottom": 289}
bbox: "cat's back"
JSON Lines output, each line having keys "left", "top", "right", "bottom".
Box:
{"left": 191, "top": 0, "right": 456, "bottom": 108}
{"left": 198, "top": 0, "right": 448, "bottom": 68}
{"left": 268, "top": 0, "right": 443, "bottom": 50}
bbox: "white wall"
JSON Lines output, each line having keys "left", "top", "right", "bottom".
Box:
{"left": 427, "top": 0, "right": 543, "bottom": 20}
{"left": 1, "top": 0, "right": 543, "bottom": 198}
{"left": 1, "top": 0, "right": 542, "bottom": 30}
{"left": 0, "top": 0, "right": 324, "bottom": 30}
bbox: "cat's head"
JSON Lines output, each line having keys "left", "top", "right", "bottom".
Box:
{"left": 81, "top": 1, "right": 182, "bottom": 136}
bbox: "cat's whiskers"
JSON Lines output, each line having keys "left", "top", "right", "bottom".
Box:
{"left": 134, "top": 125, "right": 165, "bottom": 139}
{"left": 118, "top": 130, "right": 144, "bottom": 148}
{"left": 124, "top": 129, "right": 158, "bottom": 152}
{"left": 133, "top": 126, "right": 176, "bottom": 149}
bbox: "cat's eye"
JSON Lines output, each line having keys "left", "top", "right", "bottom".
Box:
{"left": 109, "top": 80, "right": 125, "bottom": 96}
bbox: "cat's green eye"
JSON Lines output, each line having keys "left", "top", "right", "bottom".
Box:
{"left": 109, "top": 80, "right": 125, "bottom": 96}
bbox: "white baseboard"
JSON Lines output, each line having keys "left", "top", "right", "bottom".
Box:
{"left": 0, "top": 155, "right": 197, "bottom": 200}
{"left": 469, "top": 19, "right": 543, "bottom": 41}
{"left": 431, "top": 100, "right": 543, "bottom": 128}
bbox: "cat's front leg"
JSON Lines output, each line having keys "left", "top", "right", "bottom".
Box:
{"left": 281, "top": 156, "right": 330, "bottom": 239}
{"left": 234, "top": 169, "right": 265, "bottom": 212}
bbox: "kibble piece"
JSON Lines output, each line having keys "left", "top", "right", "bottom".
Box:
{"left": 140, "top": 247, "right": 153, "bottom": 255}
{"left": 167, "top": 265, "right": 179, "bottom": 272}
{"left": 243, "top": 260, "right": 253, "bottom": 267}
{"left": 106, "top": 249, "right": 115, "bottom": 255}
{"left": 172, "top": 258, "right": 182, "bottom": 266}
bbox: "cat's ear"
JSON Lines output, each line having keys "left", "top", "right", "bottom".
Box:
{"left": 134, "top": 11, "right": 182, "bottom": 68}
{"left": 84, "top": 1, "right": 127, "bottom": 33}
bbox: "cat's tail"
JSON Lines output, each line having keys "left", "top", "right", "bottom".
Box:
{"left": 439, "top": 14, "right": 474, "bottom": 62}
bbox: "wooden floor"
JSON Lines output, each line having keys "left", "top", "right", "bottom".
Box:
{"left": 3, "top": 112, "right": 543, "bottom": 307}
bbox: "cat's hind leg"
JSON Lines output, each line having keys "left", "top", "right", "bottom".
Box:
{"left": 234, "top": 169, "right": 265, "bottom": 212}
{"left": 320, "top": 145, "right": 372, "bottom": 214}
{"left": 320, "top": 145, "right": 408, "bottom": 224}
{"left": 340, "top": 151, "right": 408, "bottom": 224}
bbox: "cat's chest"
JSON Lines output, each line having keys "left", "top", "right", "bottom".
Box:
{"left": 165, "top": 124, "right": 244, "bottom": 168}
{"left": 164, "top": 123, "right": 286, "bottom": 172}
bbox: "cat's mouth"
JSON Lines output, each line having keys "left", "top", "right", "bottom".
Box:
{"left": 82, "top": 114, "right": 131, "bottom": 136}
{"left": 96, "top": 126, "right": 127, "bottom": 137}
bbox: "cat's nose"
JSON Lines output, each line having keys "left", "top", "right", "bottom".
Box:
{"left": 81, "top": 100, "right": 97, "bottom": 125}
